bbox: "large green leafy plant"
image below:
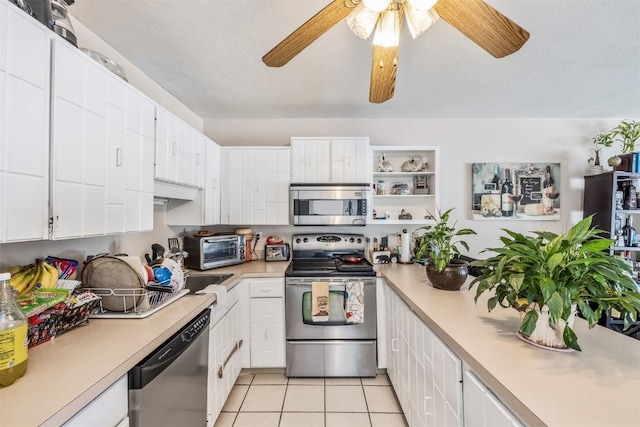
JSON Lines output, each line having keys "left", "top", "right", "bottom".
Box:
{"left": 469, "top": 216, "right": 640, "bottom": 351}
{"left": 416, "top": 208, "right": 476, "bottom": 272}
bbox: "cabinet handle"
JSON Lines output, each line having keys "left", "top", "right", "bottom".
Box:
{"left": 196, "top": 153, "right": 200, "bottom": 165}
{"left": 218, "top": 339, "right": 243, "bottom": 379}
{"left": 116, "top": 148, "right": 123, "bottom": 166}
{"left": 424, "top": 396, "right": 431, "bottom": 415}
{"left": 172, "top": 142, "right": 178, "bottom": 155}
{"left": 212, "top": 178, "right": 217, "bottom": 189}
{"left": 304, "top": 156, "right": 311, "bottom": 166}
{"left": 345, "top": 156, "right": 351, "bottom": 166}
{"left": 391, "top": 338, "right": 398, "bottom": 352}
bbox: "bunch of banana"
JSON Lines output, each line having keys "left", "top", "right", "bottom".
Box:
{"left": 8, "top": 260, "right": 59, "bottom": 295}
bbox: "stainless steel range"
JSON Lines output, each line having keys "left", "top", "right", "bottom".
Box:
{"left": 285, "top": 233, "right": 377, "bottom": 377}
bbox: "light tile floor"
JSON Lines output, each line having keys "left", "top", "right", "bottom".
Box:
{"left": 214, "top": 372, "right": 407, "bottom": 427}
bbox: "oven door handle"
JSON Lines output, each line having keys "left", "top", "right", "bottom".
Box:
{"left": 286, "top": 282, "right": 348, "bottom": 291}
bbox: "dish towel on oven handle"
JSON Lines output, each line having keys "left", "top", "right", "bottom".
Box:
{"left": 345, "top": 280, "right": 364, "bottom": 324}
{"left": 311, "top": 281, "right": 330, "bottom": 322}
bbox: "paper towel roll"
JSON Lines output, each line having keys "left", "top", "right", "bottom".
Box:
{"left": 401, "top": 229, "right": 411, "bottom": 263}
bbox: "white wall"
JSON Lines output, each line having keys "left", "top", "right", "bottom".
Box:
{"left": 205, "top": 117, "right": 626, "bottom": 257}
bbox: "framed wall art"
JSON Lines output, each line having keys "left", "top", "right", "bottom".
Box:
{"left": 471, "top": 163, "right": 561, "bottom": 221}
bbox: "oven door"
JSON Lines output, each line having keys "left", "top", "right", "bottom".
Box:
{"left": 285, "top": 277, "right": 376, "bottom": 340}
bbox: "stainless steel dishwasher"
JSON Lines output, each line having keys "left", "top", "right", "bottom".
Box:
{"left": 128, "top": 308, "right": 210, "bottom": 427}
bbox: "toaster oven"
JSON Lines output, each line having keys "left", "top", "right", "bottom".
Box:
{"left": 183, "top": 235, "right": 245, "bottom": 270}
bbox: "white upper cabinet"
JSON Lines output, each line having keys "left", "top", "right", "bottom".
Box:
{"left": 204, "top": 139, "right": 221, "bottom": 225}
{"left": 0, "top": 4, "right": 50, "bottom": 243}
{"left": 51, "top": 38, "right": 107, "bottom": 239}
{"left": 50, "top": 39, "right": 153, "bottom": 239}
{"left": 124, "top": 88, "right": 155, "bottom": 233}
{"left": 221, "top": 147, "right": 290, "bottom": 225}
{"left": 291, "top": 137, "right": 369, "bottom": 184}
{"left": 155, "top": 106, "right": 205, "bottom": 189}
{"left": 166, "top": 137, "right": 221, "bottom": 226}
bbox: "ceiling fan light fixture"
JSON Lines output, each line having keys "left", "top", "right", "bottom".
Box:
{"left": 362, "top": 0, "right": 391, "bottom": 13}
{"left": 347, "top": 2, "right": 379, "bottom": 39}
{"left": 404, "top": 4, "right": 439, "bottom": 39}
{"left": 406, "top": 0, "right": 437, "bottom": 12}
{"left": 373, "top": 8, "right": 401, "bottom": 47}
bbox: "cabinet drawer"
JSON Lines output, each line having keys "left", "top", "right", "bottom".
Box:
{"left": 249, "top": 279, "right": 283, "bottom": 298}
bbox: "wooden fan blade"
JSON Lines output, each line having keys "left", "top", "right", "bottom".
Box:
{"left": 433, "top": 0, "right": 529, "bottom": 58}
{"left": 369, "top": 44, "right": 400, "bottom": 103}
{"left": 370, "top": 6, "right": 403, "bottom": 104}
{"left": 263, "top": 0, "right": 352, "bottom": 67}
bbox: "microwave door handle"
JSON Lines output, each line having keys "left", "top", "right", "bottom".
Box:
{"left": 346, "top": 200, "right": 353, "bottom": 215}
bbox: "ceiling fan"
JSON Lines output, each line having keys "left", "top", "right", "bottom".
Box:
{"left": 262, "top": 0, "right": 529, "bottom": 104}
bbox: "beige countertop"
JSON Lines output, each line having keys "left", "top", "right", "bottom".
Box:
{"left": 0, "top": 261, "right": 288, "bottom": 427}
{"left": 2, "top": 260, "right": 639, "bottom": 427}
{"left": 378, "top": 263, "right": 640, "bottom": 427}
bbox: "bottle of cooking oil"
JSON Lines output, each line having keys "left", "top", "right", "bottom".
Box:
{"left": 0, "top": 272, "right": 28, "bottom": 387}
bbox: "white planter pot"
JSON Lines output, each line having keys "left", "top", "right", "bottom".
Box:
{"left": 518, "top": 305, "right": 576, "bottom": 350}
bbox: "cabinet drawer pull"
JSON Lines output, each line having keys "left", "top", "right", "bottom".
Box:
{"left": 116, "top": 148, "right": 123, "bottom": 166}
{"left": 172, "top": 141, "right": 178, "bottom": 155}
{"left": 391, "top": 338, "right": 398, "bottom": 352}
{"left": 196, "top": 153, "right": 201, "bottom": 165}
{"left": 218, "top": 339, "right": 243, "bottom": 379}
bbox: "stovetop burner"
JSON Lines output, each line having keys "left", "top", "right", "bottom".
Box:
{"left": 286, "top": 233, "right": 376, "bottom": 278}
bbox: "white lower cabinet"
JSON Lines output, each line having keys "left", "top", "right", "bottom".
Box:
{"left": 463, "top": 368, "right": 523, "bottom": 427}
{"left": 208, "top": 289, "right": 242, "bottom": 427}
{"left": 63, "top": 375, "right": 128, "bottom": 427}
{"left": 384, "top": 283, "right": 463, "bottom": 427}
{"left": 248, "top": 278, "right": 285, "bottom": 367}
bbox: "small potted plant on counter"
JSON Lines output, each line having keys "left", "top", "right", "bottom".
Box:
{"left": 415, "top": 208, "right": 476, "bottom": 291}
{"left": 469, "top": 216, "right": 640, "bottom": 351}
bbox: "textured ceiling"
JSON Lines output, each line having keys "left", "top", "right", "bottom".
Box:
{"left": 69, "top": 0, "right": 640, "bottom": 120}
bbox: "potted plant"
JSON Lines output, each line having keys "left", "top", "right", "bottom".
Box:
{"left": 415, "top": 208, "right": 476, "bottom": 291}
{"left": 613, "top": 119, "right": 640, "bottom": 154}
{"left": 469, "top": 216, "right": 640, "bottom": 351}
{"left": 591, "top": 131, "right": 614, "bottom": 168}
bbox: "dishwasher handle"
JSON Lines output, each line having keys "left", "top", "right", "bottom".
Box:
{"left": 129, "top": 309, "right": 210, "bottom": 389}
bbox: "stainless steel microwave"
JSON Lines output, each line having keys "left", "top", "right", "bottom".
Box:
{"left": 290, "top": 183, "right": 371, "bottom": 226}
{"left": 183, "top": 234, "right": 246, "bottom": 270}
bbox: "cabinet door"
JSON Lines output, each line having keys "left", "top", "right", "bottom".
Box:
{"left": 1, "top": 7, "right": 50, "bottom": 242}
{"left": 433, "top": 336, "right": 463, "bottom": 426}
{"left": 123, "top": 88, "right": 154, "bottom": 232}
{"left": 265, "top": 148, "right": 290, "bottom": 225}
{"left": 208, "top": 316, "right": 226, "bottom": 426}
{"left": 154, "top": 106, "right": 169, "bottom": 181}
{"left": 463, "top": 369, "right": 523, "bottom": 427}
{"left": 63, "top": 375, "right": 128, "bottom": 427}
{"left": 204, "top": 139, "right": 221, "bottom": 225}
{"left": 249, "top": 297, "right": 285, "bottom": 367}
{"left": 291, "top": 138, "right": 330, "bottom": 183}
{"left": 252, "top": 149, "right": 266, "bottom": 223}
{"left": 51, "top": 39, "right": 108, "bottom": 239}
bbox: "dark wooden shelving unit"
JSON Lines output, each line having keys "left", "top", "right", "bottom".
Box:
{"left": 583, "top": 171, "right": 640, "bottom": 339}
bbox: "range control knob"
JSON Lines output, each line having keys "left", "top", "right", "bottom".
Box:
{"left": 295, "top": 238, "right": 301, "bottom": 243}
{"left": 303, "top": 238, "right": 309, "bottom": 243}
{"left": 357, "top": 238, "right": 362, "bottom": 244}
{"left": 349, "top": 237, "right": 355, "bottom": 243}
